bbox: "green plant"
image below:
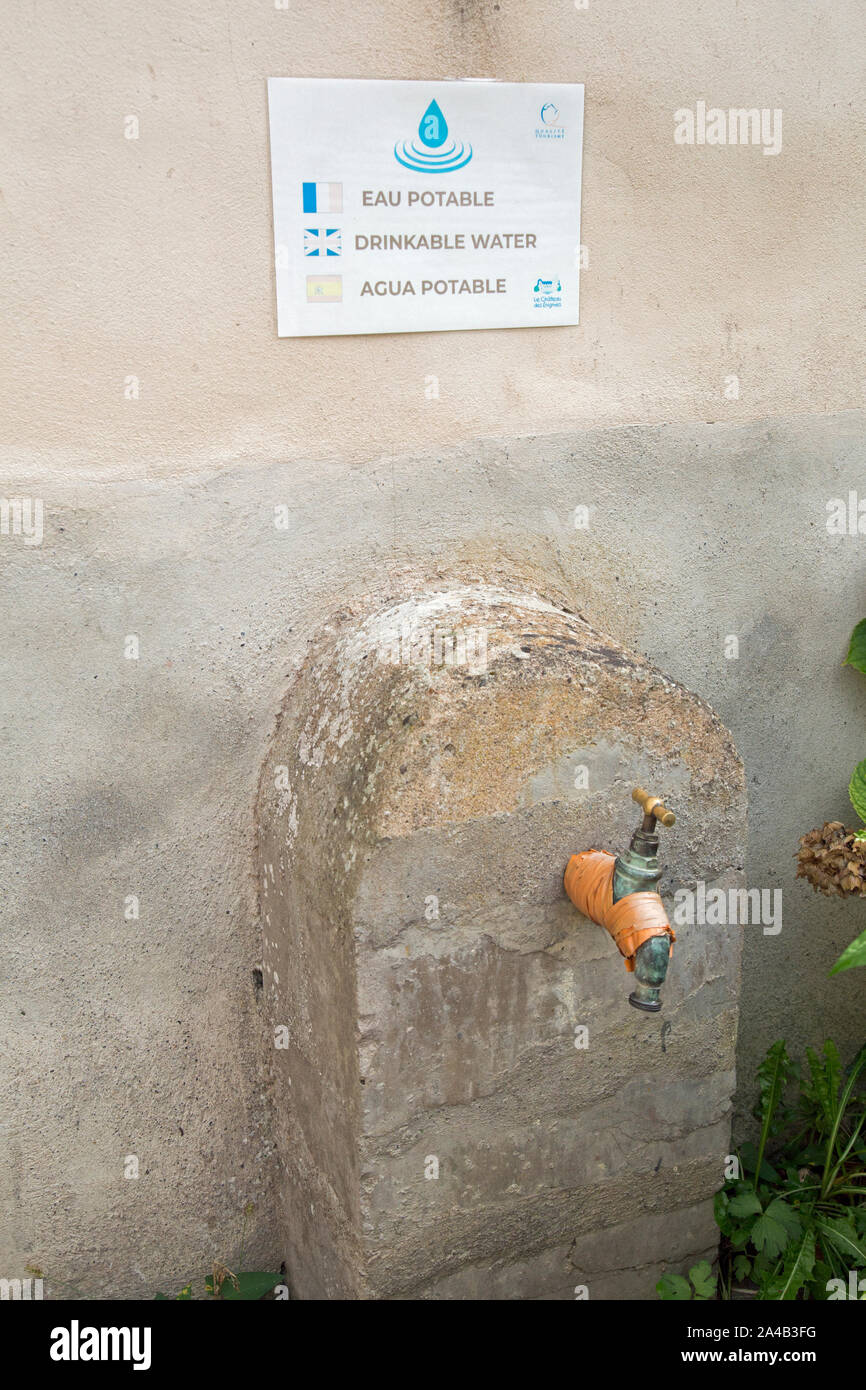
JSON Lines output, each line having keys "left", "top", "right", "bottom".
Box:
{"left": 154, "top": 1202, "right": 286, "bottom": 1300}
{"left": 155, "top": 1268, "right": 284, "bottom": 1301}
{"left": 714, "top": 1040, "right": 866, "bottom": 1300}
{"left": 795, "top": 618, "right": 866, "bottom": 973}
{"left": 845, "top": 622, "right": 866, "bottom": 825}
{"left": 831, "top": 920, "right": 866, "bottom": 975}
{"left": 657, "top": 1259, "right": 717, "bottom": 1301}
{"left": 835, "top": 619, "right": 866, "bottom": 970}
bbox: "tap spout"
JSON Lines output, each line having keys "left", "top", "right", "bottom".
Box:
{"left": 563, "top": 788, "right": 677, "bottom": 1011}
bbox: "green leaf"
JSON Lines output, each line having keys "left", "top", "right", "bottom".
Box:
{"left": 714, "top": 1190, "right": 732, "bottom": 1235}
{"left": 738, "top": 1141, "right": 779, "bottom": 1183}
{"left": 689, "top": 1260, "right": 717, "bottom": 1300}
{"left": 809, "top": 1260, "right": 834, "bottom": 1300}
{"left": 752, "top": 1205, "right": 797, "bottom": 1261}
{"left": 816, "top": 1217, "right": 866, "bottom": 1267}
{"left": 732, "top": 1254, "right": 752, "bottom": 1280}
{"left": 218, "top": 1271, "right": 282, "bottom": 1301}
{"left": 830, "top": 926, "right": 866, "bottom": 975}
{"left": 755, "top": 1041, "right": 791, "bottom": 1182}
{"left": 804, "top": 1042, "right": 842, "bottom": 1131}
{"left": 820, "top": 1045, "right": 866, "bottom": 1193}
{"left": 657, "top": 1272, "right": 692, "bottom": 1300}
{"left": 844, "top": 619, "right": 866, "bottom": 676}
{"left": 766, "top": 1197, "right": 802, "bottom": 1238}
{"left": 765, "top": 1231, "right": 815, "bottom": 1301}
{"left": 752, "top": 1248, "right": 773, "bottom": 1276}
{"left": 750, "top": 1198, "right": 801, "bottom": 1265}
{"left": 849, "top": 759, "right": 866, "bottom": 825}
{"left": 728, "top": 1190, "right": 762, "bottom": 1219}
{"left": 799, "top": 1142, "right": 826, "bottom": 1165}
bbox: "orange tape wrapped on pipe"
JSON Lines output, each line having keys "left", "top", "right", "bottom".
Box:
{"left": 564, "top": 850, "right": 675, "bottom": 972}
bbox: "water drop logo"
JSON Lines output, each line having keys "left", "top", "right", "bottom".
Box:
{"left": 394, "top": 99, "right": 473, "bottom": 173}
{"left": 420, "top": 99, "right": 448, "bottom": 147}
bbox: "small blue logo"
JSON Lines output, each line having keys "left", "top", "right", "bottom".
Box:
{"left": 536, "top": 101, "right": 566, "bottom": 140}
{"left": 394, "top": 100, "right": 473, "bottom": 173}
{"left": 532, "top": 276, "right": 563, "bottom": 308}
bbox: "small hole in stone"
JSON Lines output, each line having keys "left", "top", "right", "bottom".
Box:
{"left": 252, "top": 968, "right": 263, "bottom": 998}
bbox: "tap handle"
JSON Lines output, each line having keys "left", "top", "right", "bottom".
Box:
{"left": 632, "top": 787, "right": 676, "bottom": 828}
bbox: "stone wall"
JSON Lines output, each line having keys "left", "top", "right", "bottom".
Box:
{"left": 257, "top": 588, "right": 745, "bottom": 1297}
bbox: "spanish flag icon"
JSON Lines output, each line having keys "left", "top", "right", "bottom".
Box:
{"left": 306, "top": 275, "right": 342, "bottom": 303}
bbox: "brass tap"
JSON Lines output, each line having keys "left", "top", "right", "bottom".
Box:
{"left": 632, "top": 786, "right": 676, "bottom": 830}
{"left": 563, "top": 786, "right": 678, "bottom": 1013}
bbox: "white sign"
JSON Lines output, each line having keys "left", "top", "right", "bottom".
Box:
{"left": 267, "top": 78, "right": 584, "bottom": 338}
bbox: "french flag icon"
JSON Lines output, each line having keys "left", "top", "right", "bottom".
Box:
{"left": 302, "top": 182, "right": 343, "bottom": 214}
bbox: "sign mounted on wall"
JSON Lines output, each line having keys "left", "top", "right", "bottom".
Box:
{"left": 267, "top": 78, "right": 584, "bottom": 338}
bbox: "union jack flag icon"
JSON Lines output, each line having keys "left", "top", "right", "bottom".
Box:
{"left": 304, "top": 228, "right": 341, "bottom": 257}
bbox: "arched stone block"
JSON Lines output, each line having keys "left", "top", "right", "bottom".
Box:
{"left": 256, "top": 587, "right": 745, "bottom": 1299}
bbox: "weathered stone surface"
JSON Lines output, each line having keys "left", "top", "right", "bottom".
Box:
{"left": 256, "top": 586, "right": 746, "bottom": 1299}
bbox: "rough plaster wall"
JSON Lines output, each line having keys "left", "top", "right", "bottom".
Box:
{"left": 1, "top": 1, "right": 864, "bottom": 473}
{"left": 3, "top": 414, "right": 866, "bottom": 1296}
{"left": 1, "top": 0, "right": 865, "bottom": 1298}
{"left": 257, "top": 589, "right": 745, "bottom": 1298}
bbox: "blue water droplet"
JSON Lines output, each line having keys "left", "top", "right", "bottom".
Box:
{"left": 419, "top": 100, "right": 448, "bottom": 148}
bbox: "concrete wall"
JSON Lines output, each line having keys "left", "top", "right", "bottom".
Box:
{"left": 2, "top": 1, "right": 865, "bottom": 1297}
{"left": 257, "top": 588, "right": 746, "bottom": 1299}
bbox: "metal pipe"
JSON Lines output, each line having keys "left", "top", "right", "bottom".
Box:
{"left": 563, "top": 787, "right": 676, "bottom": 1012}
